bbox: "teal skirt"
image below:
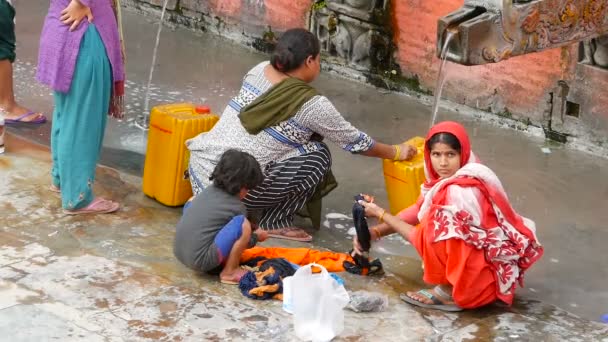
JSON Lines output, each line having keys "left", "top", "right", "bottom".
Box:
{"left": 51, "top": 25, "right": 112, "bottom": 209}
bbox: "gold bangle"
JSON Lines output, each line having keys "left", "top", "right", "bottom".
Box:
{"left": 393, "top": 145, "right": 401, "bottom": 161}
{"left": 378, "top": 209, "right": 386, "bottom": 223}
{"left": 372, "top": 227, "right": 382, "bottom": 240}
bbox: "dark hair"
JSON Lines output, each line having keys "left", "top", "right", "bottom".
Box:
{"left": 270, "top": 28, "right": 320, "bottom": 72}
{"left": 210, "top": 149, "right": 264, "bottom": 195}
{"left": 426, "top": 132, "right": 461, "bottom": 153}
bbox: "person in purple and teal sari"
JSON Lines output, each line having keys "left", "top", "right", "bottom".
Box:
{"left": 37, "top": 0, "right": 125, "bottom": 214}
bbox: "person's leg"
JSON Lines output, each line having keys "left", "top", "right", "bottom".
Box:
{"left": 58, "top": 25, "right": 115, "bottom": 212}
{"left": 0, "top": 1, "right": 44, "bottom": 122}
{"left": 214, "top": 215, "right": 252, "bottom": 283}
{"left": 0, "top": 59, "right": 15, "bottom": 110}
{"left": 242, "top": 144, "right": 331, "bottom": 239}
{"left": 0, "top": 0, "right": 17, "bottom": 111}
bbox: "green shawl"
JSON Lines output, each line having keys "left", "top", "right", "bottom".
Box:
{"left": 238, "top": 77, "right": 337, "bottom": 229}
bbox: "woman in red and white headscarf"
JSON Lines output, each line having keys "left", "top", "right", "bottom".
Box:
{"left": 352, "top": 121, "right": 543, "bottom": 311}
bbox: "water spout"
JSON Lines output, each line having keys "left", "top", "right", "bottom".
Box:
{"left": 135, "top": 0, "right": 170, "bottom": 131}
{"left": 437, "top": 0, "right": 608, "bottom": 65}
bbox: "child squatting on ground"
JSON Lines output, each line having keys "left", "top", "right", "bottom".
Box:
{"left": 173, "top": 149, "right": 268, "bottom": 284}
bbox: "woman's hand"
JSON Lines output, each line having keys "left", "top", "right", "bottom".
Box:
{"left": 396, "top": 143, "right": 417, "bottom": 161}
{"left": 61, "top": 0, "right": 93, "bottom": 32}
{"left": 351, "top": 225, "right": 381, "bottom": 255}
{"left": 352, "top": 235, "right": 363, "bottom": 255}
{"left": 358, "top": 200, "right": 385, "bottom": 219}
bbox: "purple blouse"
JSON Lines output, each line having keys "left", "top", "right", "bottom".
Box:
{"left": 36, "top": 0, "right": 124, "bottom": 93}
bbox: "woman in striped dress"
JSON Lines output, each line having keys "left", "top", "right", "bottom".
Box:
{"left": 187, "top": 28, "right": 416, "bottom": 242}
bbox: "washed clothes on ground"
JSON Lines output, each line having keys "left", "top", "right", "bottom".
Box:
{"left": 174, "top": 185, "right": 247, "bottom": 272}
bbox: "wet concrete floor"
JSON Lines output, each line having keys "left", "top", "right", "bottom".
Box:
{"left": 5, "top": 0, "right": 608, "bottom": 325}
{"left": 1, "top": 134, "right": 607, "bottom": 341}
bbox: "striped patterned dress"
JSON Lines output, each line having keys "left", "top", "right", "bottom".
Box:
{"left": 187, "top": 61, "right": 375, "bottom": 229}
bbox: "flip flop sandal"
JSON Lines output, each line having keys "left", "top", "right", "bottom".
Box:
{"left": 267, "top": 227, "right": 312, "bottom": 242}
{"left": 63, "top": 198, "right": 119, "bottom": 215}
{"left": 5, "top": 111, "right": 47, "bottom": 125}
{"left": 400, "top": 289, "right": 463, "bottom": 312}
{"left": 220, "top": 269, "right": 248, "bottom": 285}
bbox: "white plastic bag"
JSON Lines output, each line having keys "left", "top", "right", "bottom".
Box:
{"left": 282, "top": 276, "right": 294, "bottom": 314}
{"left": 291, "top": 263, "right": 350, "bottom": 342}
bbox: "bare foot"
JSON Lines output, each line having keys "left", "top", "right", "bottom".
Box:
{"left": 2, "top": 103, "right": 46, "bottom": 123}
{"left": 266, "top": 227, "right": 312, "bottom": 242}
{"left": 63, "top": 198, "right": 119, "bottom": 215}
{"left": 406, "top": 285, "right": 455, "bottom": 305}
{"left": 400, "top": 285, "right": 463, "bottom": 312}
{"left": 220, "top": 268, "right": 247, "bottom": 285}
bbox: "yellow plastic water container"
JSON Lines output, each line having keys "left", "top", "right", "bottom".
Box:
{"left": 382, "top": 136, "right": 426, "bottom": 214}
{"left": 143, "top": 103, "right": 219, "bottom": 206}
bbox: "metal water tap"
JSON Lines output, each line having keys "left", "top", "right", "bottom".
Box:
{"left": 437, "top": 0, "right": 608, "bottom": 65}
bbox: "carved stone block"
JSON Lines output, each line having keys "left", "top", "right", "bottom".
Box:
{"left": 579, "top": 35, "right": 608, "bottom": 69}
{"left": 325, "top": 0, "right": 388, "bottom": 22}
{"left": 310, "top": 1, "right": 392, "bottom": 71}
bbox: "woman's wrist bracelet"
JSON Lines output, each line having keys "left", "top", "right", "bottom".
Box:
{"left": 378, "top": 209, "right": 386, "bottom": 223}
{"left": 393, "top": 144, "right": 401, "bottom": 161}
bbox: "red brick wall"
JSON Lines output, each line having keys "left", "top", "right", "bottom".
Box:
{"left": 191, "top": 0, "right": 312, "bottom": 31}
{"left": 264, "top": 0, "right": 313, "bottom": 29}
{"left": 392, "top": 0, "right": 577, "bottom": 121}
{"left": 212, "top": 0, "right": 241, "bottom": 17}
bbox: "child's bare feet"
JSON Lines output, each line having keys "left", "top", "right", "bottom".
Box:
{"left": 220, "top": 268, "right": 247, "bottom": 285}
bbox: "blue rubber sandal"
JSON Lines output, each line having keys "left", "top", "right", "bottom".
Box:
{"left": 5, "top": 111, "right": 47, "bottom": 125}
{"left": 400, "top": 286, "right": 463, "bottom": 312}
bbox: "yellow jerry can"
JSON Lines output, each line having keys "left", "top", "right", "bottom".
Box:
{"left": 143, "top": 103, "right": 219, "bottom": 206}
{"left": 382, "top": 136, "right": 426, "bottom": 214}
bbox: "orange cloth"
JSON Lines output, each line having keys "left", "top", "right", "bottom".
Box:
{"left": 411, "top": 218, "right": 498, "bottom": 309}
{"left": 240, "top": 247, "right": 353, "bottom": 273}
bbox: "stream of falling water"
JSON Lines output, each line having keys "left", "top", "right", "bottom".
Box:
{"left": 429, "top": 30, "right": 455, "bottom": 129}
{"left": 135, "top": 0, "right": 170, "bottom": 131}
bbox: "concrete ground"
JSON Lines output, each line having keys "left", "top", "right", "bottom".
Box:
{"left": 1, "top": 133, "right": 607, "bottom": 341}
{"left": 2, "top": 0, "right": 608, "bottom": 337}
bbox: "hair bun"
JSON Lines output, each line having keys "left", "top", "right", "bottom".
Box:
{"left": 270, "top": 28, "right": 320, "bottom": 73}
